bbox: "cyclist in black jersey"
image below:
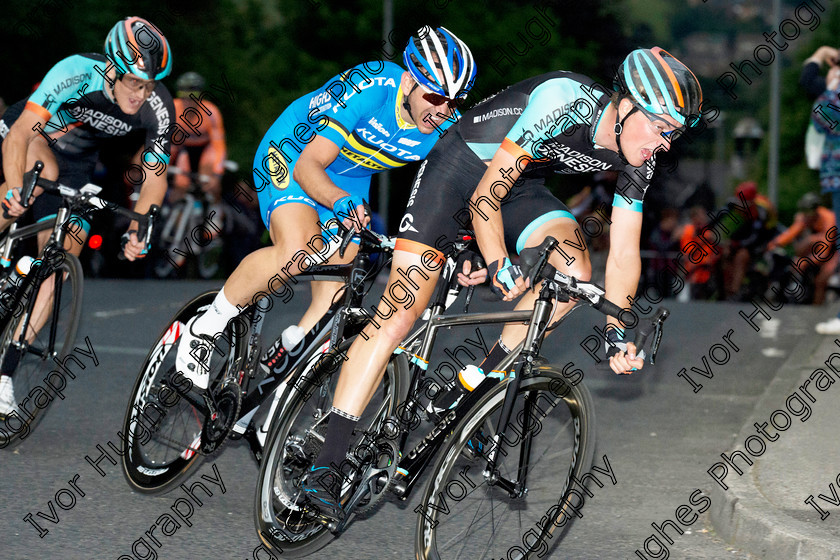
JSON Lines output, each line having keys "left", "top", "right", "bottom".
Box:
{"left": 304, "top": 47, "right": 703, "bottom": 519}
{"left": 0, "top": 17, "right": 174, "bottom": 416}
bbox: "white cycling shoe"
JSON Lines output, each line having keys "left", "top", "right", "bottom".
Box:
{"left": 0, "top": 375, "right": 19, "bottom": 417}
{"left": 175, "top": 316, "right": 212, "bottom": 390}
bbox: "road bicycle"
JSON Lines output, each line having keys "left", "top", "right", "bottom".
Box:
{"left": 120, "top": 220, "right": 441, "bottom": 493}
{"left": 254, "top": 236, "right": 668, "bottom": 559}
{"left": 152, "top": 164, "right": 234, "bottom": 279}
{"left": 0, "top": 161, "right": 156, "bottom": 447}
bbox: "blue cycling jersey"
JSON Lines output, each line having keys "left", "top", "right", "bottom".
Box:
{"left": 253, "top": 60, "right": 457, "bottom": 227}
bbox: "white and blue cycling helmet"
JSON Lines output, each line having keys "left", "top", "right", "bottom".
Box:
{"left": 403, "top": 26, "right": 476, "bottom": 100}
{"left": 105, "top": 17, "right": 172, "bottom": 81}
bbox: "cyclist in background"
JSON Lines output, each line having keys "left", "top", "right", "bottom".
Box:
{"left": 169, "top": 72, "right": 226, "bottom": 208}
{"left": 723, "top": 181, "right": 778, "bottom": 300}
{"left": 767, "top": 192, "right": 836, "bottom": 306}
{"left": 300, "top": 47, "right": 703, "bottom": 520}
{"left": 176, "top": 27, "right": 476, "bottom": 393}
{"left": 0, "top": 17, "right": 175, "bottom": 416}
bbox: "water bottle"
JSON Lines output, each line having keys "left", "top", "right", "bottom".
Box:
{"left": 457, "top": 364, "right": 486, "bottom": 391}
{"left": 0, "top": 256, "right": 35, "bottom": 314}
{"left": 281, "top": 325, "right": 306, "bottom": 351}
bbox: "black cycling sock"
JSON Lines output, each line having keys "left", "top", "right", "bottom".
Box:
{"left": 477, "top": 340, "right": 510, "bottom": 375}
{"left": 313, "top": 407, "right": 359, "bottom": 471}
{"left": 1, "top": 346, "right": 22, "bottom": 376}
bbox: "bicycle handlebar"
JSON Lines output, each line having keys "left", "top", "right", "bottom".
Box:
{"left": 22, "top": 161, "right": 159, "bottom": 257}
{"left": 519, "top": 236, "right": 669, "bottom": 363}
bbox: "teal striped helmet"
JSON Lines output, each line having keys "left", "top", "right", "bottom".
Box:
{"left": 615, "top": 47, "right": 702, "bottom": 127}
{"left": 105, "top": 17, "right": 172, "bottom": 81}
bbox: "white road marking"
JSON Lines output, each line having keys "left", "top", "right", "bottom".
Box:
{"left": 92, "top": 307, "right": 141, "bottom": 319}
{"left": 92, "top": 345, "right": 149, "bottom": 356}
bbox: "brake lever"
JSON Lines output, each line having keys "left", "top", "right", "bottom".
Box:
{"left": 633, "top": 307, "right": 669, "bottom": 364}
{"left": 338, "top": 224, "right": 355, "bottom": 259}
{"left": 338, "top": 201, "right": 372, "bottom": 258}
{"left": 21, "top": 161, "right": 44, "bottom": 209}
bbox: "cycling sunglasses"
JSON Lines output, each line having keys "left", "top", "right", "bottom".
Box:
{"left": 421, "top": 91, "right": 462, "bottom": 109}
{"left": 630, "top": 101, "right": 701, "bottom": 142}
{"left": 409, "top": 80, "right": 461, "bottom": 109}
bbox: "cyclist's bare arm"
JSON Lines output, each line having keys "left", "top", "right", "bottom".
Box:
{"left": 469, "top": 146, "right": 527, "bottom": 299}
{"left": 207, "top": 105, "right": 227, "bottom": 176}
{"left": 1, "top": 108, "right": 52, "bottom": 214}
{"left": 293, "top": 134, "right": 369, "bottom": 230}
{"left": 605, "top": 206, "right": 644, "bottom": 373}
{"left": 124, "top": 147, "right": 167, "bottom": 261}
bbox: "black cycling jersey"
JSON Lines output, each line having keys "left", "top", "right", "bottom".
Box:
{"left": 395, "top": 72, "right": 655, "bottom": 259}
{"left": 460, "top": 71, "right": 653, "bottom": 207}
{"left": 18, "top": 53, "right": 175, "bottom": 161}
{"left": 0, "top": 53, "right": 175, "bottom": 220}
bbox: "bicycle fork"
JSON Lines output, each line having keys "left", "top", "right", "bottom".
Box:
{"left": 483, "top": 293, "right": 553, "bottom": 497}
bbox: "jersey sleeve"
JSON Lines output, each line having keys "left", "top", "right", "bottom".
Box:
{"left": 141, "top": 86, "right": 176, "bottom": 167}
{"left": 612, "top": 157, "right": 655, "bottom": 212}
{"left": 26, "top": 55, "right": 99, "bottom": 121}
{"left": 499, "top": 78, "right": 598, "bottom": 161}
{"left": 317, "top": 65, "right": 391, "bottom": 149}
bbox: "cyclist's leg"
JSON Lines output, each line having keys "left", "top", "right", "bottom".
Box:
{"left": 283, "top": 174, "right": 370, "bottom": 335}
{"left": 499, "top": 185, "right": 591, "bottom": 358}
{"left": 304, "top": 138, "right": 480, "bottom": 500}
{"left": 0, "top": 153, "right": 92, "bottom": 379}
{"left": 176, "top": 142, "right": 332, "bottom": 387}
{"left": 303, "top": 246, "right": 443, "bottom": 511}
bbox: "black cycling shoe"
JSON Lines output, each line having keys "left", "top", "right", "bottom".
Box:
{"left": 301, "top": 466, "right": 345, "bottom": 523}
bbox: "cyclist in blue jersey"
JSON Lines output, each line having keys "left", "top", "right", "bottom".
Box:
{"left": 300, "top": 47, "right": 703, "bottom": 520}
{"left": 176, "top": 27, "right": 477, "bottom": 396}
{"left": 0, "top": 17, "right": 174, "bottom": 416}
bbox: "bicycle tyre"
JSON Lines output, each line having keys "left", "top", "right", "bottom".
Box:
{"left": 120, "top": 290, "right": 248, "bottom": 493}
{"left": 254, "top": 341, "right": 409, "bottom": 558}
{"left": 415, "top": 365, "right": 596, "bottom": 560}
{"left": 0, "top": 254, "right": 83, "bottom": 448}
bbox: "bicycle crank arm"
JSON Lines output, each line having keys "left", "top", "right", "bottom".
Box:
{"left": 163, "top": 370, "right": 211, "bottom": 417}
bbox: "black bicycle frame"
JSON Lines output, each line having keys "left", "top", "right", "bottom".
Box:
{"left": 391, "top": 284, "right": 557, "bottom": 500}
{"left": 228, "top": 240, "right": 389, "bottom": 456}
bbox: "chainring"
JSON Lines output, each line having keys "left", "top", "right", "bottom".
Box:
{"left": 349, "top": 437, "right": 400, "bottom": 515}
{"left": 200, "top": 378, "right": 242, "bottom": 454}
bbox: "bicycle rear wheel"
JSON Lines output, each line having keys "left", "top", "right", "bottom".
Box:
{"left": 416, "top": 366, "right": 596, "bottom": 560}
{"left": 254, "top": 342, "right": 408, "bottom": 558}
{"left": 0, "top": 255, "right": 83, "bottom": 448}
{"left": 120, "top": 290, "right": 247, "bottom": 493}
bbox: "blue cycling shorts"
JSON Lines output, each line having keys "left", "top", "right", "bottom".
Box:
{"left": 253, "top": 122, "right": 371, "bottom": 231}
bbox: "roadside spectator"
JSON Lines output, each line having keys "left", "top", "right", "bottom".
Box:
{"left": 802, "top": 46, "right": 840, "bottom": 331}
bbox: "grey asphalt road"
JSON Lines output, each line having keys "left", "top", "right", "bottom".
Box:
{"left": 0, "top": 279, "right": 827, "bottom": 559}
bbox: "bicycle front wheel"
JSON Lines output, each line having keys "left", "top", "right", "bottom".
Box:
{"left": 120, "top": 290, "right": 247, "bottom": 493}
{"left": 255, "top": 342, "right": 409, "bottom": 558}
{"left": 416, "top": 366, "right": 596, "bottom": 560}
{"left": 0, "top": 254, "right": 83, "bottom": 448}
